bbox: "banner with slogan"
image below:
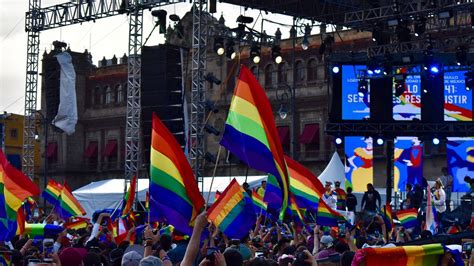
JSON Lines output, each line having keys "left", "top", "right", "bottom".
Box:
{"left": 447, "top": 137, "right": 474, "bottom": 192}
{"left": 393, "top": 74, "right": 421, "bottom": 121}
{"left": 344, "top": 136, "right": 373, "bottom": 192}
{"left": 342, "top": 65, "right": 370, "bottom": 120}
{"left": 444, "top": 70, "right": 473, "bottom": 121}
{"left": 394, "top": 137, "right": 423, "bottom": 192}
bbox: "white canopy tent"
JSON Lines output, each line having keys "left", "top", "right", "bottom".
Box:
{"left": 73, "top": 176, "right": 267, "bottom": 217}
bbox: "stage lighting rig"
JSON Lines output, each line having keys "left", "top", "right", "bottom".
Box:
{"left": 214, "top": 37, "right": 225, "bottom": 56}
{"left": 151, "top": 9, "right": 167, "bottom": 34}
{"left": 414, "top": 16, "right": 426, "bottom": 37}
{"left": 301, "top": 24, "right": 311, "bottom": 50}
{"left": 225, "top": 39, "right": 237, "bottom": 60}
{"left": 250, "top": 42, "right": 261, "bottom": 64}
{"left": 455, "top": 46, "right": 467, "bottom": 66}
{"left": 272, "top": 45, "right": 282, "bottom": 64}
{"left": 332, "top": 66, "right": 340, "bottom": 74}
{"left": 236, "top": 15, "right": 254, "bottom": 24}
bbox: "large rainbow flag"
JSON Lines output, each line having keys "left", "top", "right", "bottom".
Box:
{"left": 220, "top": 65, "right": 290, "bottom": 220}
{"left": 316, "top": 198, "right": 347, "bottom": 227}
{"left": 353, "top": 243, "right": 460, "bottom": 266}
{"left": 0, "top": 150, "right": 40, "bottom": 241}
{"left": 57, "top": 181, "right": 86, "bottom": 219}
{"left": 207, "top": 179, "right": 256, "bottom": 239}
{"left": 395, "top": 208, "right": 419, "bottom": 229}
{"left": 286, "top": 156, "right": 324, "bottom": 212}
{"left": 149, "top": 113, "right": 205, "bottom": 235}
{"left": 42, "top": 179, "right": 63, "bottom": 206}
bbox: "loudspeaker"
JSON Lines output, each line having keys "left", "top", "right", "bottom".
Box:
{"left": 421, "top": 72, "right": 444, "bottom": 122}
{"left": 370, "top": 77, "right": 393, "bottom": 122}
{"left": 141, "top": 44, "right": 184, "bottom": 165}
{"left": 43, "top": 54, "right": 61, "bottom": 123}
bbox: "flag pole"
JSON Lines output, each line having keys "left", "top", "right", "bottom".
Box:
{"left": 206, "top": 146, "right": 222, "bottom": 209}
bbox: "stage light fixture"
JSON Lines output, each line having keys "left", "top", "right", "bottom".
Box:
{"left": 250, "top": 43, "right": 261, "bottom": 64}
{"left": 272, "top": 45, "right": 282, "bottom": 64}
{"left": 214, "top": 37, "right": 225, "bottom": 56}
{"left": 151, "top": 9, "right": 167, "bottom": 33}
{"left": 335, "top": 137, "right": 343, "bottom": 145}
{"left": 376, "top": 137, "right": 384, "bottom": 146}
{"left": 301, "top": 24, "right": 312, "bottom": 50}
{"left": 358, "top": 79, "right": 368, "bottom": 97}
{"left": 374, "top": 68, "right": 382, "bottom": 75}
{"left": 332, "top": 66, "right": 340, "bottom": 74}
{"left": 455, "top": 45, "right": 467, "bottom": 66}
{"left": 367, "top": 69, "right": 374, "bottom": 75}
{"left": 414, "top": 16, "right": 426, "bottom": 37}
{"left": 432, "top": 137, "right": 440, "bottom": 145}
{"left": 236, "top": 15, "right": 254, "bottom": 24}
{"left": 205, "top": 100, "right": 219, "bottom": 113}
{"left": 429, "top": 65, "right": 440, "bottom": 74}
{"left": 225, "top": 40, "right": 236, "bottom": 60}
{"left": 204, "top": 124, "right": 220, "bottom": 136}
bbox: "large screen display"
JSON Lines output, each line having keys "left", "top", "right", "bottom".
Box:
{"left": 394, "top": 137, "right": 423, "bottom": 192}
{"left": 344, "top": 136, "right": 373, "bottom": 192}
{"left": 444, "top": 70, "right": 473, "bottom": 121}
{"left": 447, "top": 137, "right": 474, "bottom": 192}
{"left": 342, "top": 65, "right": 370, "bottom": 120}
{"left": 393, "top": 75, "right": 421, "bottom": 121}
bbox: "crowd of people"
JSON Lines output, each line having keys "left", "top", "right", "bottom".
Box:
{"left": 1, "top": 171, "right": 473, "bottom": 266}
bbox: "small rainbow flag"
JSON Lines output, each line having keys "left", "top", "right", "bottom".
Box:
{"left": 381, "top": 203, "right": 394, "bottom": 231}
{"left": 42, "top": 179, "right": 63, "bottom": 207}
{"left": 57, "top": 181, "right": 86, "bottom": 219}
{"left": 208, "top": 179, "right": 257, "bottom": 239}
{"left": 290, "top": 196, "right": 305, "bottom": 224}
{"left": 316, "top": 198, "right": 346, "bottom": 227}
{"left": 396, "top": 208, "right": 419, "bottom": 229}
{"left": 149, "top": 113, "right": 205, "bottom": 235}
{"left": 334, "top": 188, "right": 347, "bottom": 211}
{"left": 220, "top": 65, "right": 290, "bottom": 220}
{"left": 251, "top": 189, "right": 267, "bottom": 213}
{"left": 122, "top": 175, "right": 137, "bottom": 217}
{"left": 64, "top": 217, "right": 90, "bottom": 230}
{"left": 286, "top": 156, "right": 324, "bottom": 212}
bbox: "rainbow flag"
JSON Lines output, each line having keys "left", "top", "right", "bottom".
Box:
{"left": 316, "top": 198, "right": 346, "bottom": 227}
{"left": 208, "top": 179, "right": 256, "bottom": 239}
{"left": 289, "top": 196, "right": 305, "bottom": 224}
{"left": 24, "top": 223, "right": 64, "bottom": 238}
{"left": 446, "top": 224, "right": 460, "bottom": 234}
{"left": 122, "top": 175, "right": 137, "bottom": 217}
{"left": 396, "top": 208, "right": 419, "bottom": 229}
{"left": 42, "top": 179, "right": 63, "bottom": 207}
{"left": 251, "top": 189, "right": 267, "bottom": 213}
{"left": 381, "top": 203, "right": 394, "bottom": 231}
{"left": 159, "top": 225, "right": 174, "bottom": 235}
{"left": 220, "top": 65, "right": 290, "bottom": 220}
{"left": 0, "top": 150, "right": 40, "bottom": 241}
{"left": 64, "top": 217, "right": 90, "bottom": 230}
{"left": 149, "top": 113, "right": 205, "bottom": 235}
{"left": 57, "top": 181, "right": 86, "bottom": 219}
{"left": 334, "top": 188, "right": 347, "bottom": 211}
{"left": 145, "top": 191, "right": 149, "bottom": 212}
{"left": 286, "top": 156, "right": 324, "bottom": 212}
{"left": 353, "top": 243, "right": 455, "bottom": 266}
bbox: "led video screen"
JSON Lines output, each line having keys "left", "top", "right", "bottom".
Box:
{"left": 444, "top": 70, "right": 473, "bottom": 121}
{"left": 393, "top": 75, "right": 421, "bottom": 121}
{"left": 341, "top": 65, "right": 370, "bottom": 120}
{"left": 344, "top": 136, "right": 373, "bottom": 192}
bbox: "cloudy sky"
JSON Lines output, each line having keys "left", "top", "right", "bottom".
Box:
{"left": 0, "top": 0, "right": 305, "bottom": 114}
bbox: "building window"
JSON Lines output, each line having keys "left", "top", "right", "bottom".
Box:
{"left": 295, "top": 60, "right": 305, "bottom": 83}
{"left": 264, "top": 64, "right": 274, "bottom": 88}
{"left": 103, "top": 139, "right": 118, "bottom": 169}
{"left": 10, "top": 129, "right": 18, "bottom": 139}
{"left": 93, "top": 87, "right": 102, "bottom": 106}
{"left": 105, "top": 86, "right": 114, "bottom": 105}
{"left": 116, "top": 84, "right": 124, "bottom": 103}
{"left": 278, "top": 63, "right": 288, "bottom": 84}
{"left": 307, "top": 59, "right": 317, "bottom": 81}
{"left": 299, "top": 123, "right": 320, "bottom": 157}
{"left": 84, "top": 141, "right": 99, "bottom": 170}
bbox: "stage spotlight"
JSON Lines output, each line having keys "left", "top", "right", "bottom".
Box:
{"left": 414, "top": 16, "right": 426, "bottom": 37}
{"left": 465, "top": 70, "right": 474, "bottom": 90}
{"left": 374, "top": 68, "right": 382, "bottom": 75}
{"left": 272, "top": 45, "right": 282, "bottom": 64}
{"left": 335, "top": 137, "right": 343, "bottom": 145}
{"left": 301, "top": 24, "right": 311, "bottom": 50}
{"left": 250, "top": 43, "right": 261, "bottom": 64}
{"left": 367, "top": 69, "right": 374, "bottom": 75}
{"left": 429, "top": 65, "right": 440, "bottom": 74}
{"left": 455, "top": 45, "right": 467, "bottom": 66}
{"left": 236, "top": 15, "right": 254, "bottom": 24}
{"left": 432, "top": 137, "right": 440, "bottom": 145}
{"left": 372, "top": 24, "right": 382, "bottom": 42}
{"left": 376, "top": 137, "right": 384, "bottom": 146}
{"left": 225, "top": 40, "right": 236, "bottom": 59}
{"left": 151, "top": 9, "right": 167, "bottom": 33}
{"left": 214, "top": 37, "right": 225, "bottom": 56}
{"left": 358, "top": 79, "right": 368, "bottom": 97}
{"left": 332, "top": 66, "right": 340, "bottom": 74}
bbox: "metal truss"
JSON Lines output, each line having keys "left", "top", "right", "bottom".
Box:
{"left": 26, "top": 0, "right": 184, "bottom": 32}
{"left": 22, "top": 0, "right": 41, "bottom": 179}
{"left": 22, "top": 0, "right": 182, "bottom": 181}
{"left": 344, "top": 0, "right": 474, "bottom": 28}
{"left": 367, "top": 31, "right": 474, "bottom": 56}
{"left": 124, "top": 2, "right": 143, "bottom": 186}
{"left": 326, "top": 122, "right": 474, "bottom": 137}
{"left": 190, "top": 0, "right": 207, "bottom": 186}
